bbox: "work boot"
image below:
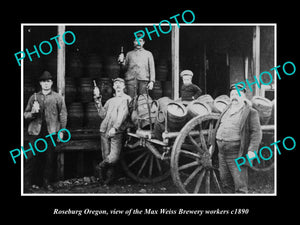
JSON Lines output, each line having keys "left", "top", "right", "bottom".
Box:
{"left": 104, "top": 165, "right": 115, "bottom": 185}
{"left": 96, "top": 161, "right": 109, "bottom": 184}
{"left": 96, "top": 165, "right": 105, "bottom": 184}
{"left": 99, "top": 160, "right": 109, "bottom": 168}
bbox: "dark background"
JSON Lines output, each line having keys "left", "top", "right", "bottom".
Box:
{"left": 3, "top": 3, "right": 298, "bottom": 222}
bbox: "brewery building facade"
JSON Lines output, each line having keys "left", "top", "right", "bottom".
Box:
{"left": 22, "top": 24, "right": 275, "bottom": 181}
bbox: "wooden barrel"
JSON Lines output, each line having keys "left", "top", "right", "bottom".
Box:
{"left": 67, "top": 102, "right": 84, "bottom": 129}
{"left": 151, "top": 81, "right": 163, "bottom": 99}
{"left": 214, "top": 95, "right": 230, "bottom": 113}
{"left": 197, "top": 94, "right": 214, "bottom": 105}
{"left": 86, "top": 53, "right": 103, "bottom": 78}
{"left": 156, "top": 97, "right": 174, "bottom": 123}
{"left": 197, "top": 94, "right": 216, "bottom": 112}
{"left": 162, "top": 81, "right": 172, "bottom": 98}
{"left": 67, "top": 53, "right": 83, "bottom": 78}
{"left": 79, "top": 78, "right": 93, "bottom": 103}
{"left": 85, "top": 102, "right": 101, "bottom": 128}
{"left": 251, "top": 96, "right": 273, "bottom": 125}
{"left": 187, "top": 101, "right": 212, "bottom": 118}
{"left": 154, "top": 97, "right": 186, "bottom": 139}
{"left": 131, "top": 94, "right": 158, "bottom": 129}
{"left": 167, "top": 102, "right": 187, "bottom": 132}
{"left": 156, "top": 59, "right": 169, "bottom": 81}
{"left": 65, "top": 77, "right": 77, "bottom": 104}
{"left": 98, "top": 77, "right": 113, "bottom": 103}
{"left": 105, "top": 56, "right": 120, "bottom": 79}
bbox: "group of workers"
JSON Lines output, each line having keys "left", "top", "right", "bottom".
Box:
{"left": 24, "top": 33, "right": 262, "bottom": 194}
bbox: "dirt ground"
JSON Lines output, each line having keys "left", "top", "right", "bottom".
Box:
{"left": 29, "top": 167, "right": 274, "bottom": 194}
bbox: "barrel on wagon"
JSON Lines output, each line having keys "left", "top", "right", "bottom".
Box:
{"left": 213, "top": 95, "right": 230, "bottom": 113}
{"left": 131, "top": 94, "right": 158, "bottom": 129}
{"left": 167, "top": 101, "right": 188, "bottom": 132}
{"left": 187, "top": 101, "right": 212, "bottom": 118}
{"left": 251, "top": 96, "right": 273, "bottom": 125}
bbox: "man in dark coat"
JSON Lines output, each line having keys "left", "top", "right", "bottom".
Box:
{"left": 214, "top": 84, "right": 262, "bottom": 193}
{"left": 24, "top": 71, "right": 67, "bottom": 192}
{"left": 180, "top": 69, "right": 202, "bottom": 101}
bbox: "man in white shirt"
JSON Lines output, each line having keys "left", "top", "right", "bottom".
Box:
{"left": 94, "top": 78, "right": 131, "bottom": 185}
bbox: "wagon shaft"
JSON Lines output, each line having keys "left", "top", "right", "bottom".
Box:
{"left": 120, "top": 139, "right": 170, "bottom": 184}
{"left": 162, "top": 130, "right": 209, "bottom": 141}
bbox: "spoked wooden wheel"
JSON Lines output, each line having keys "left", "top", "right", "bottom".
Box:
{"left": 171, "top": 114, "right": 222, "bottom": 194}
{"left": 251, "top": 155, "right": 274, "bottom": 171}
{"left": 120, "top": 139, "right": 170, "bottom": 183}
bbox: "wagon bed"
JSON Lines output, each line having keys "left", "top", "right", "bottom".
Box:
{"left": 121, "top": 113, "right": 275, "bottom": 194}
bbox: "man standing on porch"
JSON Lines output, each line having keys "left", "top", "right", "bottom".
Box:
{"left": 24, "top": 71, "right": 68, "bottom": 192}
{"left": 118, "top": 33, "right": 155, "bottom": 98}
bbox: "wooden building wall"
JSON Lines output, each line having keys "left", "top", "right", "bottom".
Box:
{"left": 22, "top": 25, "right": 275, "bottom": 179}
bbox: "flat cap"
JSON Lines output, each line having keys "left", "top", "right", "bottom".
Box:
{"left": 230, "top": 83, "right": 246, "bottom": 93}
{"left": 113, "top": 77, "right": 125, "bottom": 83}
{"left": 134, "top": 33, "right": 144, "bottom": 40}
{"left": 180, "top": 70, "right": 193, "bottom": 77}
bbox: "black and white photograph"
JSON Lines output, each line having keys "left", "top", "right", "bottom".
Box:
{"left": 21, "top": 24, "right": 275, "bottom": 195}
{"left": 3, "top": 4, "right": 298, "bottom": 221}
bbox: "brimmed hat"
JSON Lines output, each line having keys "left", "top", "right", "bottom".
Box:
{"left": 230, "top": 83, "right": 246, "bottom": 93}
{"left": 39, "top": 71, "right": 53, "bottom": 81}
{"left": 113, "top": 77, "right": 125, "bottom": 84}
{"left": 180, "top": 70, "right": 193, "bottom": 77}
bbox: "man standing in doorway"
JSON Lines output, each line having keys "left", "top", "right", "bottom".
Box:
{"left": 94, "top": 78, "right": 132, "bottom": 185}
{"left": 215, "top": 84, "right": 262, "bottom": 193}
{"left": 118, "top": 33, "right": 155, "bottom": 99}
{"left": 24, "top": 71, "right": 68, "bottom": 192}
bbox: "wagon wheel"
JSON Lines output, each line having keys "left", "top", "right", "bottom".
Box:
{"left": 120, "top": 139, "right": 170, "bottom": 183}
{"left": 251, "top": 156, "right": 274, "bottom": 171}
{"left": 171, "top": 113, "right": 222, "bottom": 194}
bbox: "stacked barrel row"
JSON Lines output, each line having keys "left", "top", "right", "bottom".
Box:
{"left": 150, "top": 58, "right": 172, "bottom": 99}
{"left": 154, "top": 95, "right": 230, "bottom": 134}
{"left": 153, "top": 94, "right": 274, "bottom": 140}
{"left": 66, "top": 54, "right": 171, "bottom": 129}
{"left": 66, "top": 77, "right": 113, "bottom": 129}
{"left": 24, "top": 53, "right": 121, "bottom": 130}
{"left": 66, "top": 53, "right": 121, "bottom": 130}
{"left": 65, "top": 53, "right": 121, "bottom": 79}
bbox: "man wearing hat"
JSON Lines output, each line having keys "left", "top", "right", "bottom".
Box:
{"left": 214, "top": 84, "right": 262, "bottom": 193}
{"left": 180, "top": 70, "right": 202, "bottom": 101}
{"left": 118, "top": 33, "right": 155, "bottom": 98}
{"left": 24, "top": 71, "right": 67, "bottom": 192}
{"left": 94, "top": 77, "right": 131, "bottom": 185}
